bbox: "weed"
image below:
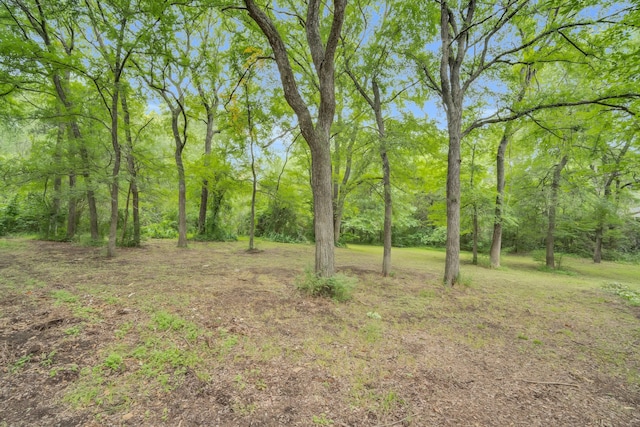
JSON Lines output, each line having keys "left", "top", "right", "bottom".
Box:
{"left": 517, "top": 333, "right": 528, "bottom": 340}
{"left": 115, "top": 321, "right": 133, "bottom": 339}
{"left": 231, "top": 402, "right": 256, "bottom": 415}
{"left": 104, "top": 353, "right": 124, "bottom": 371}
{"left": 296, "top": 270, "right": 356, "bottom": 302}
{"left": 366, "top": 311, "right": 382, "bottom": 320}
{"left": 40, "top": 350, "right": 57, "bottom": 367}
{"left": 312, "top": 413, "right": 334, "bottom": 425}
{"left": 11, "top": 355, "right": 31, "bottom": 372}
{"left": 602, "top": 282, "right": 640, "bottom": 306}
{"left": 52, "top": 290, "right": 78, "bottom": 304}
{"left": 234, "top": 373, "right": 246, "bottom": 390}
{"left": 65, "top": 325, "right": 82, "bottom": 336}
{"left": 380, "top": 390, "right": 404, "bottom": 412}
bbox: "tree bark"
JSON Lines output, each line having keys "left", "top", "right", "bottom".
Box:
{"left": 247, "top": 88, "right": 257, "bottom": 251}
{"left": 332, "top": 122, "right": 356, "bottom": 245}
{"left": 438, "top": 1, "right": 468, "bottom": 286}
{"left": 121, "top": 91, "right": 140, "bottom": 246}
{"left": 244, "top": 0, "right": 346, "bottom": 277}
{"left": 546, "top": 155, "right": 568, "bottom": 269}
{"left": 195, "top": 82, "right": 218, "bottom": 236}
{"left": 170, "top": 109, "right": 188, "bottom": 248}
{"left": 106, "top": 84, "right": 121, "bottom": 258}
{"left": 52, "top": 73, "right": 99, "bottom": 240}
{"left": 593, "top": 226, "right": 603, "bottom": 263}
{"left": 372, "top": 80, "right": 392, "bottom": 277}
{"left": 490, "top": 131, "right": 510, "bottom": 268}
{"left": 66, "top": 173, "right": 77, "bottom": 239}
{"left": 469, "top": 142, "right": 478, "bottom": 265}
{"left": 49, "top": 117, "right": 64, "bottom": 238}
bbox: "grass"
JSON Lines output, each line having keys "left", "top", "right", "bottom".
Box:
{"left": 2, "top": 238, "right": 640, "bottom": 426}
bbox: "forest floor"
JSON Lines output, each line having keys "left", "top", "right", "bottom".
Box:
{"left": 1, "top": 238, "right": 639, "bottom": 427}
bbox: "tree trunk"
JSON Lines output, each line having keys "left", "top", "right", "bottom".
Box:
{"left": 332, "top": 123, "right": 355, "bottom": 246}
{"left": 107, "top": 86, "right": 121, "bottom": 258}
{"left": 121, "top": 184, "right": 131, "bottom": 245}
{"left": 372, "top": 80, "right": 392, "bottom": 277}
{"left": 121, "top": 91, "right": 140, "bottom": 246}
{"left": 546, "top": 155, "right": 568, "bottom": 269}
{"left": 198, "top": 109, "right": 216, "bottom": 236}
{"left": 49, "top": 118, "right": 64, "bottom": 238}
{"left": 470, "top": 143, "right": 478, "bottom": 266}
{"left": 53, "top": 73, "right": 99, "bottom": 240}
{"left": 472, "top": 204, "right": 479, "bottom": 265}
{"left": 490, "top": 131, "right": 509, "bottom": 268}
{"left": 311, "top": 140, "right": 336, "bottom": 277}
{"left": 244, "top": 0, "right": 345, "bottom": 278}
{"left": 66, "top": 173, "right": 77, "bottom": 239}
{"left": 247, "top": 91, "right": 257, "bottom": 251}
{"left": 169, "top": 110, "right": 188, "bottom": 248}
{"left": 593, "top": 226, "right": 603, "bottom": 263}
{"left": 444, "top": 125, "right": 462, "bottom": 285}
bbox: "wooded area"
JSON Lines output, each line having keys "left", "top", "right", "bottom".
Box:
{"left": 1, "top": 0, "right": 639, "bottom": 284}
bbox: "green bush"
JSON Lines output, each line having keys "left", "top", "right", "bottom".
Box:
{"left": 296, "top": 270, "right": 356, "bottom": 302}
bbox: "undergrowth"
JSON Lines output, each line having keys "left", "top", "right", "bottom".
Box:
{"left": 296, "top": 270, "right": 356, "bottom": 302}
{"left": 602, "top": 282, "right": 640, "bottom": 306}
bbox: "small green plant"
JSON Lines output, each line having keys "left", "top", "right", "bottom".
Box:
{"left": 517, "top": 332, "right": 529, "bottom": 340}
{"left": 40, "top": 350, "right": 57, "bottom": 367}
{"left": 312, "top": 413, "right": 334, "bottom": 425}
{"left": 115, "top": 321, "right": 133, "bottom": 339}
{"left": 52, "top": 289, "right": 78, "bottom": 304}
{"left": 103, "top": 353, "right": 124, "bottom": 371}
{"left": 296, "top": 270, "right": 356, "bottom": 302}
{"left": 603, "top": 282, "right": 640, "bottom": 306}
{"left": 366, "top": 311, "right": 382, "bottom": 320}
{"left": 11, "top": 355, "right": 31, "bottom": 372}
{"left": 65, "top": 325, "right": 82, "bottom": 336}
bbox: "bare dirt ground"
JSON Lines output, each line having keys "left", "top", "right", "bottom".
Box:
{"left": 1, "top": 239, "right": 639, "bottom": 426}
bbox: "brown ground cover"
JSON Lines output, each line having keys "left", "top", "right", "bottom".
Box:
{"left": 0, "top": 238, "right": 639, "bottom": 426}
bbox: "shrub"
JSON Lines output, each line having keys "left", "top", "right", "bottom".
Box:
{"left": 296, "top": 270, "right": 356, "bottom": 302}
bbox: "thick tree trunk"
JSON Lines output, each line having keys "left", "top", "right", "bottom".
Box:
{"left": 490, "top": 131, "right": 509, "bottom": 268}
{"left": 593, "top": 226, "right": 603, "bottom": 263}
{"left": 311, "top": 140, "right": 336, "bottom": 277}
{"left": 545, "top": 155, "right": 568, "bottom": 269}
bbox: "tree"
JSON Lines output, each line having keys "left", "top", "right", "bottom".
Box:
{"left": 2, "top": 0, "right": 101, "bottom": 240}
{"left": 241, "top": 0, "right": 347, "bottom": 277}
{"left": 413, "top": 0, "right": 637, "bottom": 285}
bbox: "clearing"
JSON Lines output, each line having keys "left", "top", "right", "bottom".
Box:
{"left": 1, "top": 238, "right": 639, "bottom": 426}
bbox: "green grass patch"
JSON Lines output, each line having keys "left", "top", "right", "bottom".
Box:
{"left": 296, "top": 270, "right": 356, "bottom": 302}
